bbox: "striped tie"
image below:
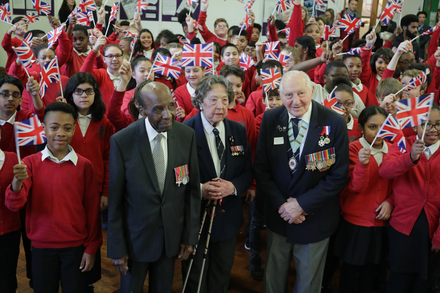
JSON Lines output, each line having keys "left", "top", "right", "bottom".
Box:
{"left": 288, "top": 118, "right": 300, "bottom": 175}
{"left": 213, "top": 128, "right": 226, "bottom": 177}
{"left": 153, "top": 134, "right": 165, "bottom": 195}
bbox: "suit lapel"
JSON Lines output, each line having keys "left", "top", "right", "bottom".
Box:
{"left": 275, "top": 108, "right": 292, "bottom": 181}
{"left": 136, "top": 119, "right": 160, "bottom": 194}
{"left": 194, "top": 113, "right": 217, "bottom": 180}
{"left": 223, "top": 119, "right": 232, "bottom": 180}
{"left": 163, "top": 125, "right": 177, "bottom": 198}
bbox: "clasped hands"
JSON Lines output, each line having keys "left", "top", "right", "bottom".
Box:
{"left": 278, "top": 197, "right": 307, "bottom": 224}
{"left": 202, "top": 178, "right": 235, "bottom": 200}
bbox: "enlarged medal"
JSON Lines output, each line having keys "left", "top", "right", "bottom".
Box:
{"left": 320, "top": 126, "right": 331, "bottom": 145}
{"left": 289, "top": 156, "right": 298, "bottom": 171}
{"left": 324, "top": 137, "right": 330, "bottom": 144}
{"left": 318, "top": 136, "right": 325, "bottom": 147}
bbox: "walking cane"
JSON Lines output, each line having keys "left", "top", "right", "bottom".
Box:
{"left": 196, "top": 200, "right": 218, "bottom": 293}
{"left": 182, "top": 200, "right": 211, "bottom": 293}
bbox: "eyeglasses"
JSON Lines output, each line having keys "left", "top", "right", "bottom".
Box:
{"left": 245, "top": 48, "right": 256, "bottom": 52}
{"left": 73, "top": 88, "right": 95, "bottom": 96}
{"left": 104, "top": 54, "right": 123, "bottom": 59}
{"left": 216, "top": 25, "right": 227, "bottom": 29}
{"left": 0, "top": 91, "right": 21, "bottom": 100}
{"left": 336, "top": 101, "right": 354, "bottom": 108}
{"left": 420, "top": 122, "right": 440, "bottom": 131}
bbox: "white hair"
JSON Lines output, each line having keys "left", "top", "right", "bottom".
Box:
{"left": 279, "top": 70, "right": 313, "bottom": 94}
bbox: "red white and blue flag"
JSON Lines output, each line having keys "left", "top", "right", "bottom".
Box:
{"left": 376, "top": 114, "right": 406, "bottom": 153}
{"left": 177, "top": 35, "right": 190, "bottom": 46}
{"left": 277, "top": 28, "right": 290, "bottom": 43}
{"left": 13, "top": 43, "right": 35, "bottom": 69}
{"left": 0, "top": 3, "right": 11, "bottom": 24}
{"left": 14, "top": 115, "right": 47, "bottom": 146}
{"left": 278, "top": 53, "right": 290, "bottom": 67}
{"left": 420, "top": 22, "right": 440, "bottom": 37}
{"left": 23, "top": 33, "right": 33, "bottom": 47}
{"left": 323, "top": 25, "right": 335, "bottom": 41}
{"left": 261, "top": 67, "right": 282, "bottom": 93}
{"left": 315, "top": 0, "right": 324, "bottom": 5}
{"left": 130, "top": 35, "right": 137, "bottom": 51}
{"left": 336, "top": 14, "right": 363, "bottom": 34}
{"left": 76, "top": 11, "right": 90, "bottom": 26}
{"left": 245, "top": 0, "right": 255, "bottom": 13}
{"left": 396, "top": 94, "right": 433, "bottom": 129}
{"left": 407, "top": 69, "right": 430, "bottom": 90}
{"left": 24, "top": 12, "right": 40, "bottom": 24}
{"left": 187, "top": 0, "right": 198, "bottom": 6}
{"left": 322, "top": 90, "right": 344, "bottom": 115}
{"left": 109, "top": 2, "right": 120, "bottom": 22}
{"left": 182, "top": 43, "right": 214, "bottom": 68}
{"left": 347, "top": 46, "right": 367, "bottom": 55}
{"left": 264, "top": 41, "right": 280, "bottom": 60}
{"left": 390, "top": 0, "right": 403, "bottom": 15}
{"left": 31, "top": 0, "right": 51, "bottom": 16}
{"left": 379, "top": 1, "right": 397, "bottom": 26}
{"left": 275, "top": 0, "right": 292, "bottom": 14}
{"left": 39, "top": 57, "right": 60, "bottom": 98}
{"left": 241, "top": 13, "right": 252, "bottom": 30}
{"left": 47, "top": 26, "right": 65, "bottom": 50}
{"left": 137, "top": 0, "right": 149, "bottom": 12}
{"left": 239, "top": 53, "right": 255, "bottom": 71}
{"left": 87, "top": 11, "right": 94, "bottom": 25}
{"left": 78, "top": 0, "right": 96, "bottom": 12}
{"left": 151, "top": 54, "right": 181, "bottom": 79}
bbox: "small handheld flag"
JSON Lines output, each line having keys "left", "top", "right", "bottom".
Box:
{"left": 181, "top": 44, "right": 214, "bottom": 68}
{"left": 261, "top": 67, "right": 282, "bottom": 93}
{"left": 24, "top": 12, "right": 40, "bottom": 24}
{"left": 151, "top": 54, "right": 182, "bottom": 79}
{"left": 39, "top": 57, "right": 61, "bottom": 98}
{"left": 322, "top": 87, "right": 344, "bottom": 115}
{"left": 31, "top": 0, "right": 51, "bottom": 16}
{"left": 14, "top": 114, "right": 47, "bottom": 162}
{"left": 396, "top": 94, "right": 434, "bottom": 129}
{"left": 370, "top": 114, "right": 406, "bottom": 153}
{"left": 239, "top": 53, "right": 255, "bottom": 71}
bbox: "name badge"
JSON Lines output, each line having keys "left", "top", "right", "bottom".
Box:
{"left": 274, "top": 137, "right": 284, "bottom": 145}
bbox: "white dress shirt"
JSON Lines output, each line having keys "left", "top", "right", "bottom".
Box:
{"left": 201, "top": 111, "right": 225, "bottom": 177}
{"left": 74, "top": 48, "right": 91, "bottom": 57}
{"left": 0, "top": 111, "right": 17, "bottom": 126}
{"left": 41, "top": 145, "right": 78, "bottom": 165}
{"left": 145, "top": 117, "right": 168, "bottom": 170}
{"left": 287, "top": 102, "right": 312, "bottom": 157}
{"left": 419, "top": 135, "right": 440, "bottom": 160}
{"left": 359, "top": 136, "right": 388, "bottom": 166}
{"left": 346, "top": 114, "right": 354, "bottom": 130}
{"left": 77, "top": 113, "right": 92, "bottom": 136}
{"left": 186, "top": 82, "right": 196, "bottom": 98}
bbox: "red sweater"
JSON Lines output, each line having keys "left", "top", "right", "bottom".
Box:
{"left": 5, "top": 152, "right": 102, "bottom": 254}
{"left": 174, "top": 83, "right": 194, "bottom": 121}
{"left": 288, "top": 4, "right": 304, "bottom": 48}
{"left": 255, "top": 112, "right": 263, "bottom": 134}
{"left": 347, "top": 118, "right": 362, "bottom": 142}
{"left": 380, "top": 136, "right": 440, "bottom": 248}
{"left": 69, "top": 116, "right": 114, "bottom": 197}
{"left": 245, "top": 87, "right": 266, "bottom": 117}
{"left": 62, "top": 44, "right": 105, "bottom": 78}
{"left": 0, "top": 109, "right": 45, "bottom": 158}
{"left": 352, "top": 83, "right": 379, "bottom": 107}
{"left": 197, "top": 11, "right": 227, "bottom": 46}
{"left": 107, "top": 89, "right": 135, "bottom": 132}
{"left": 121, "top": 88, "right": 135, "bottom": 116}
{"left": 340, "top": 140, "right": 393, "bottom": 227}
{"left": 0, "top": 151, "right": 21, "bottom": 235}
{"left": 360, "top": 49, "right": 380, "bottom": 96}
{"left": 1, "top": 33, "right": 23, "bottom": 74}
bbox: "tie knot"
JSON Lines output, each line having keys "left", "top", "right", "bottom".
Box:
{"left": 156, "top": 133, "right": 163, "bottom": 142}
{"left": 213, "top": 128, "right": 220, "bottom": 136}
{"left": 291, "top": 118, "right": 300, "bottom": 127}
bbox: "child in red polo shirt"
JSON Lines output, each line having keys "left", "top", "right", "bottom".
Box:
{"left": 380, "top": 104, "right": 440, "bottom": 293}
{"left": 5, "top": 102, "right": 102, "bottom": 293}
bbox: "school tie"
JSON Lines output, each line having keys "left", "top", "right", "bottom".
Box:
{"left": 213, "top": 128, "right": 225, "bottom": 178}
{"left": 153, "top": 134, "right": 165, "bottom": 195}
{"left": 288, "top": 118, "right": 300, "bottom": 175}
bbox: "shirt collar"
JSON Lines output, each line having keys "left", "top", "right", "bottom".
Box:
{"left": 346, "top": 114, "right": 354, "bottom": 130}
{"left": 107, "top": 69, "right": 121, "bottom": 81}
{"left": 376, "top": 74, "right": 381, "bottom": 81}
{"left": 0, "top": 111, "right": 17, "bottom": 125}
{"left": 418, "top": 135, "right": 440, "bottom": 155}
{"left": 186, "top": 82, "right": 196, "bottom": 97}
{"left": 78, "top": 113, "right": 92, "bottom": 119}
{"left": 351, "top": 80, "right": 363, "bottom": 92}
{"left": 74, "top": 47, "right": 91, "bottom": 57}
{"left": 359, "top": 136, "right": 388, "bottom": 154}
{"left": 144, "top": 117, "right": 168, "bottom": 143}
{"left": 41, "top": 145, "right": 78, "bottom": 165}
{"left": 201, "top": 110, "right": 225, "bottom": 135}
{"left": 286, "top": 102, "right": 312, "bottom": 125}
{"left": 0, "top": 149, "right": 4, "bottom": 163}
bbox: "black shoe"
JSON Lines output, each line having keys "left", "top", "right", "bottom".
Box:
{"left": 244, "top": 238, "right": 250, "bottom": 251}
{"left": 87, "top": 285, "right": 95, "bottom": 293}
{"left": 249, "top": 262, "right": 263, "bottom": 281}
{"left": 29, "top": 279, "right": 33, "bottom": 289}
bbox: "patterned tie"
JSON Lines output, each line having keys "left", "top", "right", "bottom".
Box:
{"left": 213, "top": 128, "right": 225, "bottom": 178}
{"left": 153, "top": 134, "right": 165, "bottom": 195}
{"left": 288, "top": 118, "right": 300, "bottom": 175}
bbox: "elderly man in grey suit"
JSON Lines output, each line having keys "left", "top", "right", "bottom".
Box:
{"left": 107, "top": 80, "right": 201, "bottom": 293}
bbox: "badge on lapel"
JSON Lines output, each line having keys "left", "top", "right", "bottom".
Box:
{"left": 174, "top": 164, "right": 189, "bottom": 186}
{"left": 305, "top": 148, "right": 336, "bottom": 172}
{"left": 318, "top": 126, "right": 331, "bottom": 147}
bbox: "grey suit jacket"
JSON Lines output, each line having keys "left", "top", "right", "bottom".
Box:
{"left": 107, "top": 119, "right": 201, "bottom": 263}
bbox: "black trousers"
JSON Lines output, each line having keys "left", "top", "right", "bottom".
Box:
{"left": 32, "top": 245, "right": 87, "bottom": 293}
{"left": 0, "top": 229, "right": 20, "bottom": 293}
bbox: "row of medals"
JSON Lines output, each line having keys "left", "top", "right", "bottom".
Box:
{"left": 306, "top": 136, "right": 335, "bottom": 171}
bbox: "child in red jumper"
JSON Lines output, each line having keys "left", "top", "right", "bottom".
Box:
{"left": 335, "top": 106, "right": 393, "bottom": 293}
{"left": 5, "top": 102, "right": 102, "bottom": 293}
{"left": 174, "top": 65, "right": 205, "bottom": 122}
{"left": 1, "top": 16, "right": 27, "bottom": 74}
{"left": 380, "top": 104, "right": 440, "bottom": 293}
{"left": 333, "top": 82, "right": 362, "bottom": 142}
{"left": 0, "top": 125, "right": 21, "bottom": 293}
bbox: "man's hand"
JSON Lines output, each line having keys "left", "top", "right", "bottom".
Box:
{"left": 100, "top": 195, "right": 108, "bottom": 210}
{"left": 278, "top": 197, "right": 306, "bottom": 224}
{"left": 112, "top": 255, "right": 129, "bottom": 275}
{"left": 410, "top": 139, "right": 425, "bottom": 162}
{"left": 320, "top": 50, "right": 335, "bottom": 64}
{"left": 244, "top": 189, "right": 255, "bottom": 203}
{"left": 80, "top": 252, "right": 95, "bottom": 272}
{"left": 177, "top": 244, "right": 193, "bottom": 261}
{"left": 207, "top": 179, "right": 235, "bottom": 198}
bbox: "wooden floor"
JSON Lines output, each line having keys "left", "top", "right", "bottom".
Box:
{"left": 15, "top": 205, "right": 340, "bottom": 293}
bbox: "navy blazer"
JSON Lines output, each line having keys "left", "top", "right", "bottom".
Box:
{"left": 254, "top": 101, "right": 349, "bottom": 244}
{"left": 184, "top": 113, "right": 253, "bottom": 242}
{"left": 107, "top": 120, "right": 201, "bottom": 262}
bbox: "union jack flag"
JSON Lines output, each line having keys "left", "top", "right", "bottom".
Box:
{"left": 187, "top": 0, "right": 198, "bottom": 6}
{"left": 322, "top": 90, "right": 344, "bottom": 115}
{"left": 24, "top": 12, "right": 40, "bottom": 24}
{"left": 23, "top": 33, "right": 33, "bottom": 47}
{"left": 14, "top": 115, "right": 47, "bottom": 146}
{"left": 87, "top": 11, "right": 94, "bottom": 25}
{"left": 124, "top": 30, "right": 137, "bottom": 38}
{"left": 277, "top": 28, "right": 290, "bottom": 43}
{"left": 323, "top": 25, "right": 334, "bottom": 41}
{"left": 396, "top": 94, "right": 433, "bottom": 129}
{"left": 47, "top": 25, "right": 65, "bottom": 50}
{"left": 137, "top": 0, "right": 149, "bottom": 12}
{"left": 376, "top": 114, "right": 406, "bottom": 153}
{"left": 379, "top": 1, "right": 397, "bottom": 26}
{"left": 278, "top": 53, "right": 290, "bottom": 67}
{"left": 261, "top": 67, "right": 282, "bottom": 93}
{"left": 264, "top": 41, "right": 280, "bottom": 60}
{"left": 182, "top": 44, "right": 214, "bottom": 68}
{"left": 39, "top": 57, "right": 60, "bottom": 98}
{"left": 76, "top": 11, "right": 90, "bottom": 26}
{"left": 0, "top": 3, "right": 11, "bottom": 24}
{"left": 244, "top": 0, "right": 255, "bottom": 13}
{"left": 204, "top": 66, "right": 216, "bottom": 76}
{"left": 407, "top": 69, "right": 430, "bottom": 90}
{"left": 31, "top": 0, "right": 51, "bottom": 16}
{"left": 346, "top": 46, "right": 367, "bottom": 55}
{"left": 239, "top": 53, "right": 255, "bottom": 71}
{"left": 67, "top": 7, "right": 78, "bottom": 21}
{"left": 177, "top": 35, "right": 190, "bottom": 46}
{"left": 151, "top": 54, "right": 181, "bottom": 79}
{"left": 130, "top": 35, "right": 137, "bottom": 51}
{"left": 13, "top": 43, "right": 35, "bottom": 69}
{"left": 336, "top": 13, "right": 363, "bottom": 34}
{"left": 241, "top": 13, "right": 252, "bottom": 30}
{"left": 109, "top": 2, "right": 120, "bottom": 22}
{"left": 315, "top": 0, "right": 324, "bottom": 5}
{"left": 420, "top": 22, "right": 440, "bottom": 37}
{"left": 237, "top": 0, "right": 245, "bottom": 3}
{"left": 193, "top": 19, "right": 203, "bottom": 31}
{"left": 275, "top": 0, "right": 292, "bottom": 14}
{"left": 78, "top": 0, "right": 96, "bottom": 12}
{"left": 390, "top": 0, "right": 403, "bottom": 14}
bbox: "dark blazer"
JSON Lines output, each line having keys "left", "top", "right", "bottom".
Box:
{"left": 107, "top": 119, "right": 201, "bottom": 263}
{"left": 184, "top": 113, "right": 253, "bottom": 242}
{"left": 92, "top": 5, "right": 114, "bottom": 36}
{"left": 254, "top": 101, "right": 349, "bottom": 244}
{"left": 418, "top": 23, "right": 431, "bottom": 52}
